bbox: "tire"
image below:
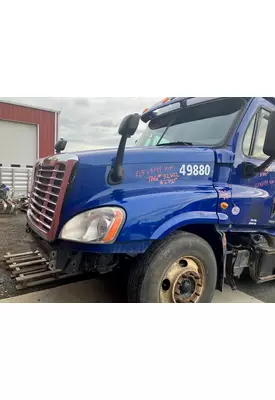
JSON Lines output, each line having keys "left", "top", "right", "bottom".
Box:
{"left": 127, "top": 231, "right": 217, "bottom": 303}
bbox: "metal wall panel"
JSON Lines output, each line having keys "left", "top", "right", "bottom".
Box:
{"left": 0, "top": 102, "right": 57, "bottom": 160}
{"left": 0, "top": 166, "right": 33, "bottom": 199}
{"left": 0, "top": 120, "right": 37, "bottom": 166}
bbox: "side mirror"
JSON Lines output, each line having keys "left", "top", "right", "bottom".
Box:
{"left": 263, "top": 111, "right": 275, "bottom": 158}
{"left": 118, "top": 114, "right": 140, "bottom": 137}
{"left": 108, "top": 114, "right": 140, "bottom": 185}
{"left": 55, "top": 138, "right": 67, "bottom": 154}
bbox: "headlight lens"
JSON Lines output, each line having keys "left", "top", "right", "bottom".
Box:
{"left": 59, "top": 207, "right": 126, "bottom": 244}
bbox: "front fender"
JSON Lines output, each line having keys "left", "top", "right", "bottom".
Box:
{"left": 150, "top": 211, "right": 229, "bottom": 240}
{"left": 113, "top": 186, "right": 219, "bottom": 243}
{"left": 56, "top": 188, "right": 220, "bottom": 255}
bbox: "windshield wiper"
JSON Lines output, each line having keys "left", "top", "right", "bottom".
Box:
{"left": 156, "top": 141, "right": 193, "bottom": 147}
{"left": 156, "top": 117, "right": 176, "bottom": 145}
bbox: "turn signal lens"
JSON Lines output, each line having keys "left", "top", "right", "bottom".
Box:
{"left": 103, "top": 210, "right": 125, "bottom": 243}
{"left": 162, "top": 97, "right": 170, "bottom": 104}
{"left": 220, "top": 202, "right": 229, "bottom": 210}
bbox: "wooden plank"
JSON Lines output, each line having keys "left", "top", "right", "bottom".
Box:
{"left": 11, "top": 266, "right": 48, "bottom": 277}
{"left": 15, "top": 269, "right": 63, "bottom": 283}
{"left": 7, "top": 262, "right": 48, "bottom": 271}
{"left": 6, "top": 255, "right": 42, "bottom": 265}
{"left": 18, "top": 267, "right": 49, "bottom": 276}
{"left": 4, "top": 248, "right": 69, "bottom": 291}
{"left": 8, "top": 259, "right": 47, "bottom": 269}
{"left": 15, "top": 274, "right": 68, "bottom": 290}
{"left": 6, "top": 251, "right": 41, "bottom": 259}
{"left": 3, "top": 251, "right": 36, "bottom": 259}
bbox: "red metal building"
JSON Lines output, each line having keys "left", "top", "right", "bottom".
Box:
{"left": 0, "top": 100, "right": 60, "bottom": 167}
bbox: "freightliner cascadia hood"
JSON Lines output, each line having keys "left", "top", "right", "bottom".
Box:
{"left": 57, "top": 146, "right": 219, "bottom": 244}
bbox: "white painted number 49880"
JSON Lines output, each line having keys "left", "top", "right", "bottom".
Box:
{"left": 179, "top": 164, "right": 211, "bottom": 176}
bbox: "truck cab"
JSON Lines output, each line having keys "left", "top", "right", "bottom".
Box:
{"left": 26, "top": 97, "right": 275, "bottom": 303}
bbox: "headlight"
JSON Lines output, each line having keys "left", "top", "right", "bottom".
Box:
{"left": 59, "top": 207, "right": 126, "bottom": 244}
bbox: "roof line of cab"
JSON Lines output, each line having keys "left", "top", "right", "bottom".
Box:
{"left": 140, "top": 97, "right": 226, "bottom": 123}
{"left": 140, "top": 97, "right": 275, "bottom": 124}
{"left": 141, "top": 97, "right": 192, "bottom": 123}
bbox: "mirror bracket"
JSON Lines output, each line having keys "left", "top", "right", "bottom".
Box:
{"left": 108, "top": 136, "right": 127, "bottom": 185}
{"left": 55, "top": 138, "right": 67, "bottom": 154}
{"left": 243, "top": 156, "right": 274, "bottom": 178}
{"left": 108, "top": 114, "right": 140, "bottom": 185}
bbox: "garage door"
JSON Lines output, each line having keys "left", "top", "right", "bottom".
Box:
{"left": 0, "top": 120, "right": 37, "bottom": 167}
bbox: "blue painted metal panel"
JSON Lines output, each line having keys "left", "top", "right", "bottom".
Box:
{"left": 34, "top": 97, "right": 275, "bottom": 254}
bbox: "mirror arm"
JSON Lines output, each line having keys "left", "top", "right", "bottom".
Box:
{"left": 254, "top": 156, "right": 274, "bottom": 174}
{"left": 108, "top": 113, "right": 140, "bottom": 185}
{"left": 108, "top": 135, "right": 128, "bottom": 185}
{"left": 244, "top": 156, "right": 274, "bottom": 178}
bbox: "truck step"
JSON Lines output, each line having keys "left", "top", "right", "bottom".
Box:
{"left": 2, "top": 250, "right": 69, "bottom": 290}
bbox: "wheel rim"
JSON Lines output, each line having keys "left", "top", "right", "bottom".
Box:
{"left": 159, "top": 256, "right": 205, "bottom": 303}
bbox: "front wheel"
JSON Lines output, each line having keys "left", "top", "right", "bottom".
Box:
{"left": 127, "top": 231, "right": 217, "bottom": 303}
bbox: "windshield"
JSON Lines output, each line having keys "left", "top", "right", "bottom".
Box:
{"left": 136, "top": 98, "right": 245, "bottom": 147}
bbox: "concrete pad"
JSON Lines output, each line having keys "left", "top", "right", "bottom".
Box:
{"left": 0, "top": 279, "right": 122, "bottom": 303}
{"left": 0, "top": 279, "right": 264, "bottom": 303}
{"left": 212, "top": 285, "right": 263, "bottom": 303}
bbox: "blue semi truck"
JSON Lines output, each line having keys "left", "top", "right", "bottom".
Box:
{"left": 26, "top": 97, "right": 275, "bottom": 302}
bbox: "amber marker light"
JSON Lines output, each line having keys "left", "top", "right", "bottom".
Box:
{"left": 103, "top": 209, "right": 125, "bottom": 243}
{"left": 220, "top": 202, "right": 229, "bottom": 210}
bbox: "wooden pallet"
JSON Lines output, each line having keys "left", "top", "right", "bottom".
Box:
{"left": 3, "top": 250, "right": 68, "bottom": 290}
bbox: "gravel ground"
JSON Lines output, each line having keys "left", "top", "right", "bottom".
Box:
{"left": 0, "top": 212, "right": 35, "bottom": 299}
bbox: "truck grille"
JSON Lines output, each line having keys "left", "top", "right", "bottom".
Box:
{"left": 27, "top": 156, "right": 78, "bottom": 241}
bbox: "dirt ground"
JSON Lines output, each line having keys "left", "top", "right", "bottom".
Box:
{"left": 0, "top": 212, "right": 35, "bottom": 299}
{"left": 0, "top": 213, "right": 33, "bottom": 258}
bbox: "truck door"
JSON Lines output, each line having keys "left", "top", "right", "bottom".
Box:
{"left": 231, "top": 98, "right": 275, "bottom": 228}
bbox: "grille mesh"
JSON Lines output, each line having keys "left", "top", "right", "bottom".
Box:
{"left": 28, "top": 163, "right": 66, "bottom": 233}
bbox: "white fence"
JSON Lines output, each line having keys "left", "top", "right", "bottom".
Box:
{"left": 0, "top": 166, "right": 33, "bottom": 199}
